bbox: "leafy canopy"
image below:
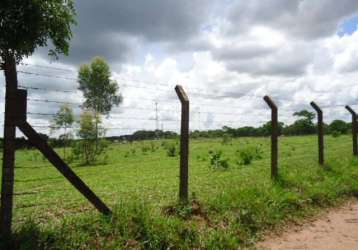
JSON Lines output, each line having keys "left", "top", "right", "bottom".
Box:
{"left": 0, "top": 0, "right": 76, "bottom": 63}
{"left": 77, "top": 111, "right": 101, "bottom": 140}
{"left": 52, "top": 104, "right": 75, "bottom": 128}
{"left": 78, "top": 57, "right": 122, "bottom": 115}
{"left": 293, "top": 110, "right": 315, "bottom": 123}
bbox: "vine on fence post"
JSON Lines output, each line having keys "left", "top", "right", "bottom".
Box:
{"left": 345, "top": 106, "right": 358, "bottom": 156}
{"left": 263, "top": 96, "right": 278, "bottom": 180}
{"left": 310, "top": 102, "right": 324, "bottom": 165}
{"left": 175, "top": 85, "right": 189, "bottom": 203}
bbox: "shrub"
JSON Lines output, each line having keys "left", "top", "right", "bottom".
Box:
{"left": 209, "top": 150, "right": 229, "bottom": 169}
{"left": 331, "top": 130, "right": 341, "bottom": 138}
{"left": 141, "top": 146, "right": 150, "bottom": 154}
{"left": 237, "top": 146, "right": 263, "bottom": 166}
{"left": 72, "top": 139, "right": 109, "bottom": 165}
{"left": 166, "top": 144, "right": 177, "bottom": 157}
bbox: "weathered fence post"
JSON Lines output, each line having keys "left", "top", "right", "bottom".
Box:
{"left": 345, "top": 106, "right": 357, "bottom": 156}
{"left": 263, "top": 96, "right": 278, "bottom": 179}
{"left": 2, "top": 86, "right": 112, "bottom": 221}
{"left": 310, "top": 102, "right": 324, "bottom": 165}
{"left": 0, "top": 55, "right": 18, "bottom": 238}
{"left": 175, "top": 85, "right": 189, "bottom": 203}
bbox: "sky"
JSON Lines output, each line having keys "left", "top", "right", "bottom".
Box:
{"left": 2, "top": 0, "right": 358, "bottom": 137}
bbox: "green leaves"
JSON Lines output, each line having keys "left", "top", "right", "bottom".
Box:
{"left": 78, "top": 57, "right": 122, "bottom": 115}
{"left": 52, "top": 104, "right": 75, "bottom": 128}
{"left": 0, "top": 0, "right": 76, "bottom": 62}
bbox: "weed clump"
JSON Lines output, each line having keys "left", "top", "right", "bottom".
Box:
{"left": 209, "top": 150, "right": 229, "bottom": 169}
{"left": 163, "top": 142, "right": 178, "bottom": 157}
{"left": 237, "top": 146, "right": 263, "bottom": 165}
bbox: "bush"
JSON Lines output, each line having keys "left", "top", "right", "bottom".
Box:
{"left": 141, "top": 146, "right": 150, "bottom": 154}
{"left": 237, "top": 146, "right": 263, "bottom": 165}
{"left": 331, "top": 130, "right": 341, "bottom": 138}
{"left": 209, "top": 150, "right": 229, "bottom": 169}
{"left": 72, "top": 139, "right": 109, "bottom": 165}
{"left": 166, "top": 144, "right": 177, "bottom": 157}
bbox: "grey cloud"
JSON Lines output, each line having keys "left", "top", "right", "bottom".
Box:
{"left": 213, "top": 43, "right": 276, "bottom": 61}
{"left": 216, "top": 43, "right": 313, "bottom": 77}
{"left": 35, "top": 0, "right": 215, "bottom": 66}
{"left": 75, "top": 0, "right": 210, "bottom": 42}
{"left": 229, "top": 0, "right": 358, "bottom": 39}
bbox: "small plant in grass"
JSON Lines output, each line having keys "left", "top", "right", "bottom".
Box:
{"left": 166, "top": 144, "right": 177, "bottom": 157}
{"left": 150, "top": 142, "right": 157, "bottom": 152}
{"left": 163, "top": 197, "right": 206, "bottom": 220}
{"left": 237, "top": 146, "right": 263, "bottom": 165}
{"left": 209, "top": 150, "right": 229, "bottom": 169}
{"left": 141, "top": 145, "right": 150, "bottom": 154}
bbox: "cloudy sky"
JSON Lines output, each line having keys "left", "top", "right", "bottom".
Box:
{"left": 2, "top": 0, "right": 358, "bottom": 137}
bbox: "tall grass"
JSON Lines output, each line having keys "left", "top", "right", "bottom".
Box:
{"left": 2, "top": 135, "right": 358, "bottom": 249}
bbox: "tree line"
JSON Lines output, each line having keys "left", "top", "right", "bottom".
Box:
{"left": 4, "top": 108, "right": 353, "bottom": 151}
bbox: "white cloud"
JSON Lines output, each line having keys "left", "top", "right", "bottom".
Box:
{"left": 3, "top": 1, "right": 358, "bottom": 137}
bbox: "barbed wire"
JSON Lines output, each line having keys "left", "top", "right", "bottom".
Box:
{"left": 15, "top": 70, "right": 301, "bottom": 101}
{"left": 3, "top": 62, "right": 355, "bottom": 223}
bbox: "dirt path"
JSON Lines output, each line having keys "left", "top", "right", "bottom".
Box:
{"left": 257, "top": 199, "right": 358, "bottom": 250}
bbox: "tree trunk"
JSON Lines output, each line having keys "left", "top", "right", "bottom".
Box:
{"left": 64, "top": 126, "right": 67, "bottom": 161}
{"left": 95, "top": 111, "right": 98, "bottom": 153}
{"left": 0, "top": 54, "right": 18, "bottom": 238}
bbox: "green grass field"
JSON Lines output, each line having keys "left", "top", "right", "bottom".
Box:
{"left": 3, "top": 135, "right": 358, "bottom": 249}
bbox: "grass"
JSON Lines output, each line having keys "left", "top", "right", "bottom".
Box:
{"left": 1, "top": 135, "right": 358, "bottom": 249}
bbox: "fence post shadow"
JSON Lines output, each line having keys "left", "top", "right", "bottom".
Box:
{"left": 263, "top": 95, "right": 278, "bottom": 180}
{"left": 175, "top": 85, "right": 189, "bottom": 203}
{"left": 310, "top": 102, "right": 324, "bottom": 165}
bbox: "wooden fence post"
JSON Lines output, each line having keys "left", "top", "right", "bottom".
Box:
{"left": 9, "top": 88, "right": 111, "bottom": 217}
{"left": 175, "top": 85, "right": 189, "bottom": 203}
{"left": 0, "top": 55, "right": 18, "bottom": 238}
{"left": 345, "top": 106, "right": 357, "bottom": 156}
{"left": 310, "top": 102, "right": 324, "bottom": 165}
{"left": 263, "top": 96, "right": 278, "bottom": 179}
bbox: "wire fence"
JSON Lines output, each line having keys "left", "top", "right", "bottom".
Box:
{"left": 1, "top": 62, "right": 358, "bottom": 225}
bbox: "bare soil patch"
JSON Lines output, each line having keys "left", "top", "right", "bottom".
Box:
{"left": 258, "top": 199, "right": 358, "bottom": 250}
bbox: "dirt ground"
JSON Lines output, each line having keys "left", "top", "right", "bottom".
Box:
{"left": 257, "top": 199, "right": 358, "bottom": 250}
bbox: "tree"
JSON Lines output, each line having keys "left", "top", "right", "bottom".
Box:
{"left": 78, "top": 57, "right": 122, "bottom": 149}
{"left": 328, "top": 120, "right": 349, "bottom": 135}
{"left": 0, "top": 0, "right": 76, "bottom": 67}
{"left": 73, "top": 111, "right": 107, "bottom": 165}
{"left": 0, "top": 0, "right": 76, "bottom": 236}
{"left": 259, "top": 121, "right": 284, "bottom": 136}
{"left": 286, "top": 109, "right": 316, "bottom": 135}
{"left": 293, "top": 110, "right": 315, "bottom": 123}
{"left": 51, "top": 104, "right": 75, "bottom": 160}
